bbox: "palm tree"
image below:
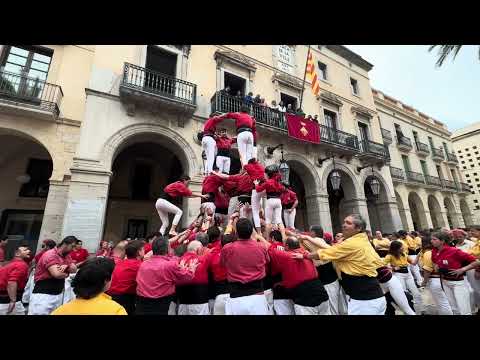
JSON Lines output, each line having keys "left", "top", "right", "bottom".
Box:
{"left": 429, "top": 45, "right": 480, "bottom": 67}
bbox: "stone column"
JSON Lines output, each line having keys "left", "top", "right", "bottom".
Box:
{"left": 38, "top": 180, "right": 70, "bottom": 250}
{"left": 306, "top": 193, "right": 328, "bottom": 231}
{"left": 343, "top": 198, "right": 371, "bottom": 231}
{"left": 440, "top": 211, "right": 451, "bottom": 230}
{"left": 402, "top": 207, "right": 415, "bottom": 231}
{"left": 374, "top": 200, "right": 403, "bottom": 234}
{"left": 61, "top": 165, "right": 111, "bottom": 254}
{"left": 184, "top": 177, "right": 203, "bottom": 227}
{"left": 422, "top": 210, "right": 434, "bottom": 230}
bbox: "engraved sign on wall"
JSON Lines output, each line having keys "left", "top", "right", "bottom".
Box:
{"left": 62, "top": 199, "right": 106, "bottom": 252}
{"left": 277, "top": 45, "right": 295, "bottom": 75}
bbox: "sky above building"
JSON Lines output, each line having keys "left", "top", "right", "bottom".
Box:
{"left": 345, "top": 45, "right": 479, "bottom": 132}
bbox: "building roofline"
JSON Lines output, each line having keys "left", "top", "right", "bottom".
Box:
{"left": 325, "top": 45, "right": 374, "bottom": 72}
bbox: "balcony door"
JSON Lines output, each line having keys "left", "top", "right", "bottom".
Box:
{"left": 224, "top": 72, "right": 246, "bottom": 97}
{"left": 145, "top": 46, "right": 177, "bottom": 97}
{"left": 436, "top": 165, "right": 444, "bottom": 180}
{"left": 358, "top": 122, "right": 369, "bottom": 152}
{"left": 420, "top": 160, "right": 429, "bottom": 177}
{"left": 0, "top": 46, "right": 53, "bottom": 101}
{"left": 402, "top": 155, "right": 411, "bottom": 173}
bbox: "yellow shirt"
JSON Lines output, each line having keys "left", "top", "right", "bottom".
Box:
{"left": 316, "top": 232, "right": 384, "bottom": 278}
{"left": 373, "top": 238, "right": 391, "bottom": 251}
{"left": 405, "top": 235, "right": 419, "bottom": 250}
{"left": 383, "top": 253, "right": 409, "bottom": 267}
{"left": 51, "top": 293, "right": 128, "bottom": 315}
{"left": 414, "top": 236, "right": 422, "bottom": 249}
{"left": 468, "top": 242, "right": 480, "bottom": 258}
{"left": 418, "top": 250, "right": 434, "bottom": 273}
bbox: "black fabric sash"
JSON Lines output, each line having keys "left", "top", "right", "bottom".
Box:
{"left": 213, "top": 280, "right": 229, "bottom": 297}
{"left": 408, "top": 249, "right": 417, "bottom": 256}
{"left": 217, "top": 149, "right": 231, "bottom": 157}
{"left": 238, "top": 195, "right": 252, "bottom": 205}
{"left": 110, "top": 293, "right": 136, "bottom": 315}
{"left": 201, "top": 193, "right": 215, "bottom": 204}
{"left": 290, "top": 278, "right": 329, "bottom": 307}
{"left": 215, "top": 207, "right": 228, "bottom": 215}
{"left": 283, "top": 203, "right": 294, "bottom": 209}
{"left": 176, "top": 284, "right": 210, "bottom": 304}
{"left": 394, "top": 267, "right": 409, "bottom": 274}
{"left": 339, "top": 272, "right": 384, "bottom": 300}
{"left": 228, "top": 279, "right": 264, "bottom": 298}
{"left": 316, "top": 263, "right": 338, "bottom": 285}
{"left": 272, "top": 284, "right": 292, "bottom": 300}
{"left": 135, "top": 294, "right": 175, "bottom": 315}
{"left": 237, "top": 127, "right": 252, "bottom": 134}
{"left": 266, "top": 193, "right": 281, "bottom": 199}
{"left": 159, "top": 192, "right": 174, "bottom": 203}
{"left": 32, "top": 278, "right": 65, "bottom": 295}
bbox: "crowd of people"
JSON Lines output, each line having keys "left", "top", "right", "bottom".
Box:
{"left": 1, "top": 105, "right": 480, "bottom": 316}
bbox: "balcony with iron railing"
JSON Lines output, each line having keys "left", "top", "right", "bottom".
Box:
{"left": 210, "top": 91, "right": 362, "bottom": 154}
{"left": 446, "top": 152, "right": 459, "bottom": 164}
{"left": 381, "top": 128, "right": 392, "bottom": 143}
{"left": 459, "top": 182, "right": 472, "bottom": 193}
{"left": 425, "top": 175, "right": 442, "bottom": 187}
{"left": 396, "top": 135, "right": 413, "bottom": 152}
{"left": 0, "top": 68, "right": 63, "bottom": 119}
{"left": 415, "top": 141, "right": 430, "bottom": 156}
{"left": 390, "top": 166, "right": 405, "bottom": 181}
{"left": 119, "top": 62, "right": 197, "bottom": 115}
{"left": 442, "top": 179, "right": 458, "bottom": 190}
{"left": 406, "top": 171, "right": 425, "bottom": 184}
{"left": 358, "top": 139, "right": 390, "bottom": 163}
{"left": 431, "top": 147, "right": 445, "bottom": 161}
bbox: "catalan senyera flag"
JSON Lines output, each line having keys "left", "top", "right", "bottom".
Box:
{"left": 305, "top": 49, "right": 320, "bottom": 96}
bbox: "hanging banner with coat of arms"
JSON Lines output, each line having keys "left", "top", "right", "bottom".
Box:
{"left": 285, "top": 113, "right": 320, "bottom": 144}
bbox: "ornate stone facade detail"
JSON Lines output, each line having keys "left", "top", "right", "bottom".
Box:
{"left": 214, "top": 50, "right": 257, "bottom": 73}
{"left": 319, "top": 91, "right": 343, "bottom": 107}
{"left": 271, "top": 71, "right": 304, "bottom": 92}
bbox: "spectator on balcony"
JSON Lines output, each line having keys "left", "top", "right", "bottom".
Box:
{"left": 259, "top": 98, "right": 267, "bottom": 107}
{"left": 313, "top": 115, "right": 319, "bottom": 123}
{"left": 254, "top": 94, "right": 262, "bottom": 104}
{"left": 221, "top": 86, "right": 231, "bottom": 96}
{"left": 286, "top": 104, "right": 295, "bottom": 114}
{"left": 278, "top": 101, "right": 286, "bottom": 113}
{"left": 270, "top": 100, "right": 279, "bottom": 110}
{"left": 244, "top": 92, "right": 254, "bottom": 105}
{"left": 306, "top": 115, "right": 313, "bottom": 121}
{"left": 235, "top": 90, "right": 242, "bottom": 99}
{"left": 296, "top": 108, "right": 305, "bottom": 117}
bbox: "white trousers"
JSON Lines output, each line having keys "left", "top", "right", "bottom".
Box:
{"left": 177, "top": 303, "right": 210, "bottom": 315}
{"left": 273, "top": 299, "right": 295, "bottom": 315}
{"left": 324, "top": 280, "right": 347, "bottom": 315}
{"left": 202, "top": 136, "right": 217, "bottom": 175}
{"left": 251, "top": 189, "right": 266, "bottom": 228}
{"left": 168, "top": 301, "right": 177, "bottom": 315}
{"left": 265, "top": 198, "right": 283, "bottom": 225}
{"left": 0, "top": 302, "right": 26, "bottom": 315}
{"left": 216, "top": 156, "right": 231, "bottom": 174}
{"left": 155, "top": 198, "right": 183, "bottom": 235}
{"left": 380, "top": 276, "right": 416, "bottom": 315}
{"left": 426, "top": 278, "right": 453, "bottom": 315}
{"left": 28, "top": 293, "right": 64, "bottom": 315}
{"left": 442, "top": 279, "right": 472, "bottom": 315}
{"left": 347, "top": 296, "right": 386, "bottom": 315}
{"left": 22, "top": 271, "right": 35, "bottom": 304}
{"left": 63, "top": 274, "right": 76, "bottom": 305}
{"left": 228, "top": 196, "right": 239, "bottom": 217}
{"left": 213, "top": 294, "right": 230, "bottom": 315}
{"left": 239, "top": 204, "right": 253, "bottom": 222}
{"left": 294, "top": 300, "right": 330, "bottom": 315}
{"left": 393, "top": 272, "right": 424, "bottom": 314}
{"left": 237, "top": 131, "right": 254, "bottom": 162}
{"left": 466, "top": 269, "right": 480, "bottom": 310}
{"left": 225, "top": 294, "right": 270, "bottom": 315}
{"left": 408, "top": 256, "right": 423, "bottom": 284}
{"left": 283, "top": 209, "right": 296, "bottom": 229}
{"left": 264, "top": 288, "right": 275, "bottom": 315}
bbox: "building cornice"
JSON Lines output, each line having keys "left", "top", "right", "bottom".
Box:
{"left": 324, "top": 45, "right": 374, "bottom": 72}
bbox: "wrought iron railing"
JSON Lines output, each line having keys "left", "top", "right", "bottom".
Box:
{"left": 416, "top": 141, "right": 430, "bottom": 154}
{"left": 390, "top": 166, "right": 405, "bottom": 180}
{"left": 406, "top": 171, "right": 425, "bottom": 184}
{"left": 381, "top": 128, "right": 392, "bottom": 142}
{"left": 360, "top": 139, "right": 389, "bottom": 159}
{"left": 210, "top": 91, "right": 360, "bottom": 151}
{"left": 425, "top": 175, "right": 442, "bottom": 187}
{"left": 396, "top": 135, "right": 413, "bottom": 148}
{"left": 0, "top": 69, "right": 63, "bottom": 116}
{"left": 121, "top": 62, "right": 196, "bottom": 106}
{"left": 460, "top": 182, "right": 471, "bottom": 192}
{"left": 431, "top": 147, "right": 445, "bottom": 160}
{"left": 446, "top": 152, "right": 458, "bottom": 163}
{"left": 442, "top": 179, "right": 458, "bottom": 190}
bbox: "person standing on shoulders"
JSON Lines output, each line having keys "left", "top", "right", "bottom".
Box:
{"left": 281, "top": 184, "right": 298, "bottom": 230}
{"left": 215, "top": 128, "right": 236, "bottom": 175}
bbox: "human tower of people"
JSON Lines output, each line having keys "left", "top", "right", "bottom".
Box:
{"left": 1, "top": 105, "right": 480, "bottom": 315}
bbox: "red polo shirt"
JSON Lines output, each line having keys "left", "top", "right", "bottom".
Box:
{"left": 34, "top": 249, "right": 47, "bottom": 264}
{"left": 0, "top": 258, "right": 29, "bottom": 293}
{"left": 255, "top": 178, "right": 285, "bottom": 194}
{"left": 202, "top": 175, "right": 224, "bottom": 194}
{"left": 144, "top": 243, "right": 152, "bottom": 254}
{"left": 34, "top": 248, "right": 73, "bottom": 283}
{"left": 203, "top": 116, "right": 224, "bottom": 134}
{"left": 229, "top": 174, "right": 254, "bottom": 194}
{"left": 108, "top": 258, "right": 142, "bottom": 295}
{"left": 208, "top": 241, "right": 227, "bottom": 282}
{"left": 220, "top": 239, "right": 269, "bottom": 283}
{"left": 70, "top": 248, "right": 89, "bottom": 264}
{"left": 216, "top": 136, "right": 236, "bottom": 150}
{"left": 217, "top": 112, "right": 254, "bottom": 130}
{"left": 177, "top": 252, "right": 212, "bottom": 285}
{"left": 136, "top": 255, "right": 195, "bottom": 298}
{"left": 268, "top": 241, "right": 285, "bottom": 277}
{"left": 214, "top": 190, "right": 230, "bottom": 209}
{"left": 432, "top": 245, "right": 477, "bottom": 272}
{"left": 164, "top": 181, "right": 193, "bottom": 198}
{"left": 281, "top": 189, "right": 297, "bottom": 205}
{"left": 244, "top": 162, "right": 265, "bottom": 182}
{"left": 269, "top": 247, "right": 318, "bottom": 289}
{"left": 223, "top": 178, "right": 239, "bottom": 197}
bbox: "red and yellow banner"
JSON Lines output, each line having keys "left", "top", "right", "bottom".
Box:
{"left": 306, "top": 49, "right": 320, "bottom": 96}
{"left": 286, "top": 113, "right": 320, "bottom": 144}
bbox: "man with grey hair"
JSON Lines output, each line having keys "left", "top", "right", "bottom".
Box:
{"left": 176, "top": 240, "right": 212, "bottom": 315}
{"left": 295, "top": 214, "right": 386, "bottom": 315}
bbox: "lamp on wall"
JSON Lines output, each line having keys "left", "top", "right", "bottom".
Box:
{"left": 278, "top": 146, "right": 290, "bottom": 185}
{"left": 329, "top": 156, "right": 342, "bottom": 191}
{"left": 368, "top": 167, "right": 380, "bottom": 199}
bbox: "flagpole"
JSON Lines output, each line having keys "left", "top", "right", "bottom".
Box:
{"left": 298, "top": 44, "right": 311, "bottom": 111}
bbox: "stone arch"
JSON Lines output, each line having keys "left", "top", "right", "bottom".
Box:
{"left": 427, "top": 194, "right": 445, "bottom": 229}
{"left": 282, "top": 153, "right": 321, "bottom": 194}
{"left": 408, "top": 192, "right": 429, "bottom": 230}
{"left": 395, "top": 190, "right": 409, "bottom": 230}
{"left": 320, "top": 160, "right": 361, "bottom": 197}
{"left": 444, "top": 196, "right": 460, "bottom": 228}
{"left": 460, "top": 198, "right": 473, "bottom": 227}
{"left": 101, "top": 123, "right": 199, "bottom": 177}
